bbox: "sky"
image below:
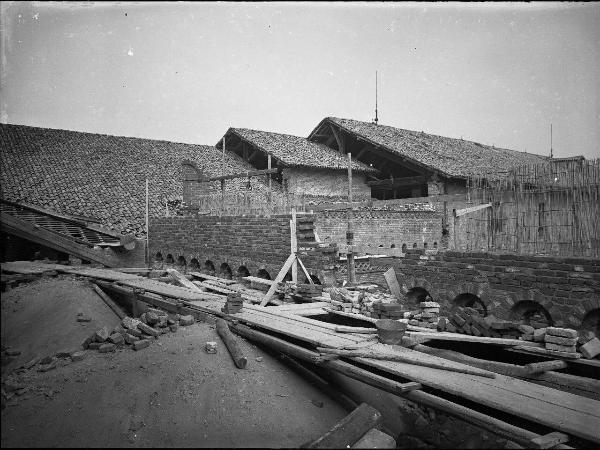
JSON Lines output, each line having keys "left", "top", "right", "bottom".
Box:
{"left": 1, "top": 1, "right": 599, "bottom": 159}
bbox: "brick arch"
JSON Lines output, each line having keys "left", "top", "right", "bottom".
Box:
{"left": 581, "top": 308, "right": 600, "bottom": 336}
{"left": 219, "top": 262, "right": 233, "bottom": 279}
{"left": 400, "top": 276, "right": 438, "bottom": 299}
{"left": 510, "top": 300, "right": 554, "bottom": 327}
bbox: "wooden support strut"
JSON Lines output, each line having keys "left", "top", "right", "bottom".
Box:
{"left": 93, "top": 284, "right": 127, "bottom": 320}
{"left": 216, "top": 318, "right": 248, "bottom": 369}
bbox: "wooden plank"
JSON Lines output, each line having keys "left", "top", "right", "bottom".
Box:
{"left": 383, "top": 267, "right": 402, "bottom": 300}
{"left": 117, "top": 278, "right": 224, "bottom": 302}
{"left": 1, "top": 261, "right": 69, "bottom": 275}
{"left": 290, "top": 209, "right": 298, "bottom": 283}
{"left": 455, "top": 203, "right": 492, "bottom": 217}
{"left": 407, "top": 331, "right": 543, "bottom": 348}
{"left": 507, "top": 347, "right": 600, "bottom": 369}
{"left": 260, "top": 253, "right": 296, "bottom": 306}
{"left": 188, "top": 271, "right": 237, "bottom": 285}
{"left": 241, "top": 276, "right": 276, "bottom": 286}
{"left": 512, "top": 345, "right": 581, "bottom": 359}
{"left": 167, "top": 268, "right": 206, "bottom": 292}
{"left": 317, "top": 347, "right": 496, "bottom": 378}
{"left": 58, "top": 266, "right": 145, "bottom": 282}
{"left": 195, "top": 168, "right": 280, "bottom": 182}
{"left": 232, "top": 323, "right": 573, "bottom": 449}
{"left": 530, "top": 432, "right": 569, "bottom": 449}
{"left": 307, "top": 403, "right": 382, "bottom": 449}
{"left": 351, "top": 345, "right": 600, "bottom": 443}
{"left": 297, "top": 257, "right": 313, "bottom": 284}
{"left": 309, "top": 193, "right": 466, "bottom": 212}
{"left": 1, "top": 212, "right": 120, "bottom": 267}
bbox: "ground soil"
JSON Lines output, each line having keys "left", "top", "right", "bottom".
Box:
{"left": 1, "top": 276, "right": 347, "bottom": 448}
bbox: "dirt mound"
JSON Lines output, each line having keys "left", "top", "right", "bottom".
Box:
{"left": 1, "top": 276, "right": 122, "bottom": 374}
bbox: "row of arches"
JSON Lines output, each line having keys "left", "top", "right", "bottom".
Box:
{"left": 378, "top": 242, "right": 438, "bottom": 251}
{"left": 153, "top": 252, "right": 322, "bottom": 284}
{"left": 403, "top": 285, "right": 599, "bottom": 334}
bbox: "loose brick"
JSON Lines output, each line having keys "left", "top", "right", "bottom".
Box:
{"left": 578, "top": 330, "right": 596, "bottom": 345}
{"left": 88, "top": 342, "right": 102, "bottom": 350}
{"left": 451, "top": 314, "right": 466, "bottom": 327}
{"left": 108, "top": 333, "right": 125, "bottom": 345}
{"left": 545, "top": 335, "right": 578, "bottom": 346}
{"left": 533, "top": 328, "right": 547, "bottom": 342}
{"left": 133, "top": 339, "right": 151, "bottom": 351}
{"left": 179, "top": 315, "right": 195, "bottom": 326}
{"left": 546, "top": 327, "right": 578, "bottom": 339}
{"left": 579, "top": 337, "right": 600, "bottom": 359}
{"left": 124, "top": 333, "right": 138, "bottom": 345}
{"left": 122, "top": 316, "right": 142, "bottom": 331}
{"left": 146, "top": 312, "right": 159, "bottom": 325}
{"left": 99, "top": 343, "right": 116, "bottom": 353}
{"left": 437, "top": 317, "right": 447, "bottom": 332}
{"left": 545, "top": 342, "right": 577, "bottom": 353}
{"left": 82, "top": 334, "right": 95, "bottom": 349}
{"left": 94, "top": 326, "right": 110, "bottom": 343}
{"left": 76, "top": 316, "right": 92, "bottom": 322}
{"left": 70, "top": 351, "right": 86, "bottom": 362}
{"left": 446, "top": 322, "right": 457, "bottom": 333}
{"left": 517, "top": 324, "right": 535, "bottom": 335}
{"left": 127, "top": 328, "right": 143, "bottom": 338}
{"left": 421, "top": 308, "right": 440, "bottom": 314}
{"left": 419, "top": 301, "right": 440, "bottom": 308}
{"left": 138, "top": 322, "right": 161, "bottom": 337}
{"left": 169, "top": 324, "right": 179, "bottom": 332}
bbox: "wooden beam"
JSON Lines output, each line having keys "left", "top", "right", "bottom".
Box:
{"left": 195, "top": 168, "right": 280, "bottom": 182}
{"left": 455, "top": 203, "right": 492, "bottom": 217}
{"left": 167, "top": 268, "right": 207, "bottom": 292}
{"left": 93, "top": 284, "right": 127, "bottom": 319}
{"left": 330, "top": 124, "right": 344, "bottom": 153}
{"left": 355, "top": 145, "right": 370, "bottom": 161}
{"left": 248, "top": 149, "right": 259, "bottom": 164}
{"left": 216, "top": 318, "right": 248, "bottom": 369}
{"left": 260, "top": 253, "right": 296, "bottom": 306}
{"left": 368, "top": 175, "right": 429, "bottom": 188}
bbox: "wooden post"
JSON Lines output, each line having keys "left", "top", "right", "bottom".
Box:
{"left": 267, "top": 154, "right": 272, "bottom": 217}
{"left": 347, "top": 153, "right": 356, "bottom": 284}
{"left": 145, "top": 178, "right": 149, "bottom": 266}
{"left": 291, "top": 207, "right": 298, "bottom": 283}
{"left": 221, "top": 133, "right": 226, "bottom": 217}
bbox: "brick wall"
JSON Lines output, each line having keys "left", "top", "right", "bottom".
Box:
{"left": 389, "top": 250, "right": 600, "bottom": 330}
{"left": 283, "top": 167, "right": 371, "bottom": 200}
{"left": 315, "top": 208, "right": 444, "bottom": 254}
{"left": 149, "top": 214, "right": 339, "bottom": 284}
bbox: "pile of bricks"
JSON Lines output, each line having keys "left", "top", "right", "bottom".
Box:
{"left": 82, "top": 308, "right": 196, "bottom": 353}
{"left": 328, "top": 287, "right": 360, "bottom": 313}
{"left": 371, "top": 302, "right": 405, "bottom": 320}
{"left": 404, "top": 301, "right": 441, "bottom": 330}
{"left": 221, "top": 293, "right": 243, "bottom": 314}
{"left": 357, "top": 290, "right": 397, "bottom": 316}
{"left": 578, "top": 331, "right": 600, "bottom": 359}
{"left": 540, "top": 327, "right": 579, "bottom": 356}
{"left": 443, "top": 307, "right": 526, "bottom": 338}
{"left": 290, "top": 283, "right": 324, "bottom": 303}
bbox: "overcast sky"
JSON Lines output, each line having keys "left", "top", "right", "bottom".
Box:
{"left": 1, "top": 1, "right": 599, "bottom": 159}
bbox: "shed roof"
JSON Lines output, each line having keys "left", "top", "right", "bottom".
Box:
{"left": 313, "top": 117, "right": 548, "bottom": 180}
{"left": 219, "top": 128, "right": 377, "bottom": 173}
{"left": 0, "top": 123, "right": 272, "bottom": 236}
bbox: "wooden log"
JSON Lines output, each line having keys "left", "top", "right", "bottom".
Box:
{"left": 524, "top": 360, "right": 568, "bottom": 375}
{"left": 530, "top": 432, "right": 569, "bottom": 449}
{"left": 93, "top": 284, "right": 127, "bottom": 319}
{"left": 216, "top": 318, "right": 247, "bottom": 369}
{"left": 230, "top": 322, "right": 572, "bottom": 449}
{"left": 307, "top": 403, "right": 382, "bottom": 449}
{"left": 351, "top": 428, "right": 396, "bottom": 449}
{"left": 316, "top": 347, "right": 496, "bottom": 379}
{"left": 513, "top": 345, "right": 581, "bottom": 359}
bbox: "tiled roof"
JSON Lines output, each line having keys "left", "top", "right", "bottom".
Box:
{"left": 320, "top": 117, "right": 548, "bottom": 180}
{"left": 0, "top": 123, "right": 275, "bottom": 236}
{"left": 220, "top": 128, "right": 378, "bottom": 173}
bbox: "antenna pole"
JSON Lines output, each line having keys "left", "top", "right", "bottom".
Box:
{"left": 550, "top": 124, "right": 553, "bottom": 158}
{"left": 374, "top": 71, "right": 379, "bottom": 125}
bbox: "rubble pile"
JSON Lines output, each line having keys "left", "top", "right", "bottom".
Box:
{"left": 82, "top": 308, "right": 196, "bottom": 355}
{"left": 221, "top": 293, "right": 243, "bottom": 314}
{"left": 527, "top": 326, "right": 599, "bottom": 358}
{"left": 443, "top": 307, "right": 524, "bottom": 338}
{"left": 404, "top": 301, "right": 441, "bottom": 330}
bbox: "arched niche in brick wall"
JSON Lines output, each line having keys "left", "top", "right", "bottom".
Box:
{"left": 165, "top": 254, "right": 174, "bottom": 264}
{"left": 406, "top": 287, "right": 431, "bottom": 305}
{"left": 510, "top": 301, "right": 554, "bottom": 328}
{"left": 220, "top": 263, "right": 233, "bottom": 280}
{"left": 257, "top": 269, "right": 271, "bottom": 280}
{"left": 204, "top": 260, "right": 216, "bottom": 275}
{"left": 581, "top": 309, "right": 600, "bottom": 336}
{"left": 154, "top": 252, "right": 163, "bottom": 262}
{"left": 237, "top": 265, "right": 250, "bottom": 278}
{"left": 177, "top": 255, "right": 187, "bottom": 267}
{"left": 189, "top": 258, "right": 200, "bottom": 270}
{"left": 452, "top": 293, "right": 488, "bottom": 317}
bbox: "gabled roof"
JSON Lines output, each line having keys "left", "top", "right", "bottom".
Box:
{"left": 0, "top": 123, "right": 273, "bottom": 236}
{"left": 311, "top": 117, "right": 548, "bottom": 180}
{"left": 218, "top": 128, "right": 378, "bottom": 173}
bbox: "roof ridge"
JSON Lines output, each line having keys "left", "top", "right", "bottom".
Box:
{"left": 0, "top": 122, "right": 213, "bottom": 148}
